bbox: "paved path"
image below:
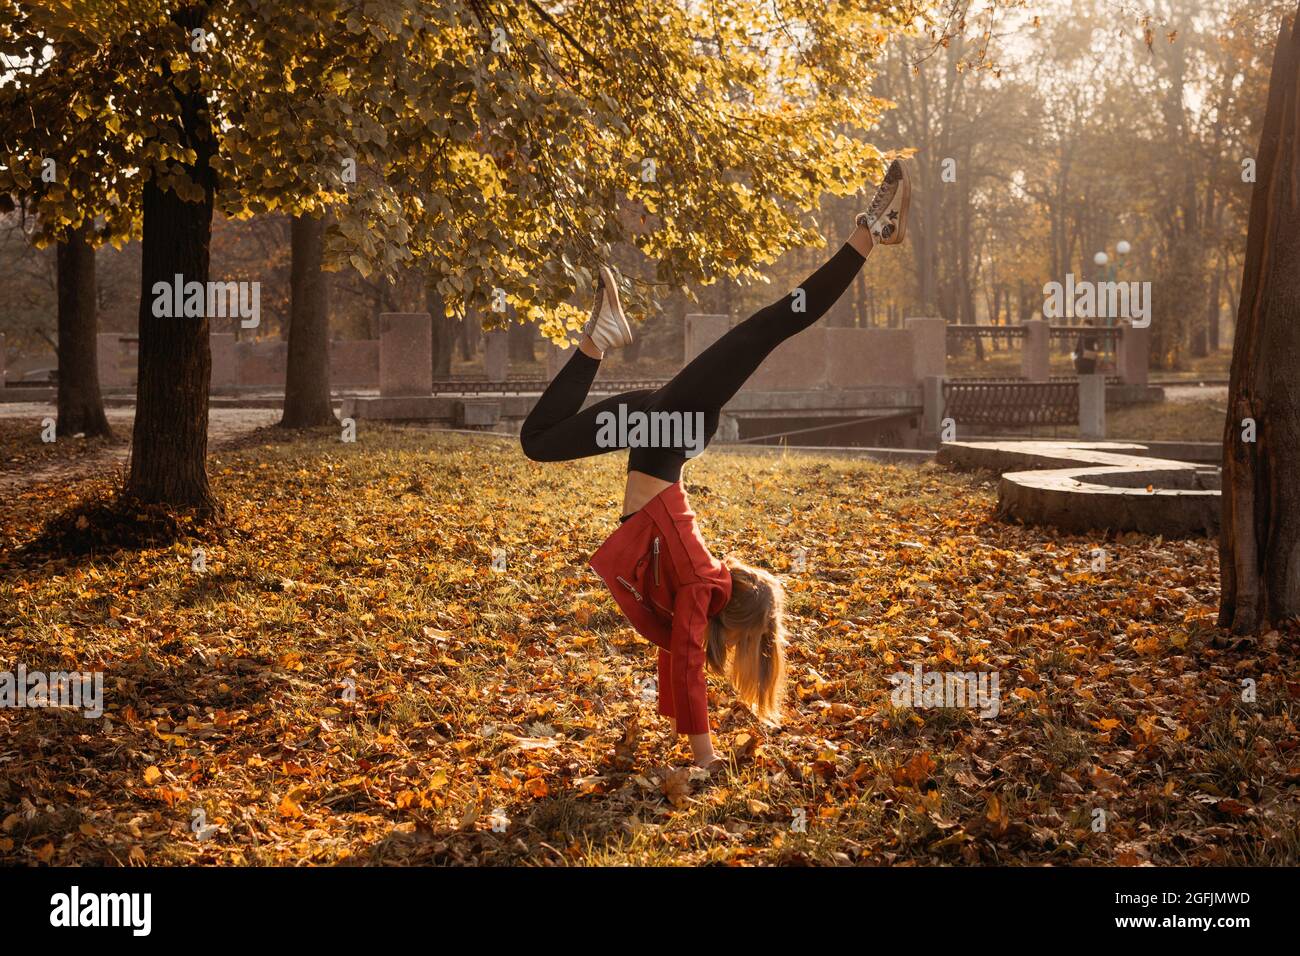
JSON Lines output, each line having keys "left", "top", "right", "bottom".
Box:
{"left": 0, "top": 403, "right": 280, "bottom": 496}
{"left": 1164, "top": 384, "right": 1227, "bottom": 405}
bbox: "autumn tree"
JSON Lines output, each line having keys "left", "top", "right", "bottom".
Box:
{"left": 1, "top": 0, "right": 442, "bottom": 508}
{"left": 0, "top": 20, "right": 122, "bottom": 439}
{"left": 354, "top": 1, "right": 922, "bottom": 345}
{"left": 1219, "top": 0, "right": 1300, "bottom": 635}
{"left": 56, "top": 224, "right": 112, "bottom": 437}
{"left": 4, "top": 0, "right": 924, "bottom": 515}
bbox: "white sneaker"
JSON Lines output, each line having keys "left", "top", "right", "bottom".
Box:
{"left": 583, "top": 265, "right": 633, "bottom": 353}
{"left": 856, "top": 159, "right": 910, "bottom": 245}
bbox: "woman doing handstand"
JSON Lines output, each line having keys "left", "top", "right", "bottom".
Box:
{"left": 521, "top": 160, "right": 911, "bottom": 769}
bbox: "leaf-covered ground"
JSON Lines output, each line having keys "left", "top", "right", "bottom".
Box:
{"left": 1, "top": 427, "right": 1297, "bottom": 866}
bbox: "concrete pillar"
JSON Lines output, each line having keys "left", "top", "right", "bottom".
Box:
{"left": 1021, "top": 319, "right": 1051, "bottom": 381}
{"left": 483, "top": 329, "right": 509, "bottom": 382}
{"left": 378, "top": 313, "right": 433, "bottom": 396}
{"left": 546, "top": 341, "right": 574, "bottom": 380}
{"left": 1117, "top": 321, "right": 1150, "bottom": 386}
{"left": 97, "top": 333, "right": 128, "bottom": 388}
{"left": 685, "top": 314, "right": 729, "bottom": 364}
{"left": 905, "top": 316, "right": 947, "bottom": 382}
{"left": 210, "top": 333, "right": 237, "bottom": 391}
{"left": 1079, "top": 373, "right": 1106, "bottom": 440}
{"left": 717, "top": 413, "right": 740, "bottom": 442}
{"left": 921, "top": 375, "right": 946, "bottom": 449}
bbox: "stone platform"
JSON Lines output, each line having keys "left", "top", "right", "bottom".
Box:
{"left": 938, "top": 440, "right": 1220, "bottom": 537}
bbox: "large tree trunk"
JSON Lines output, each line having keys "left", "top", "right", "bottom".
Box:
{"left": 1219, "top": 3, "right": 1300, "bottom": 635}
{"left": 123, "top": 5, "right": 216, "bottom": 512}
{"left": 280, "top": 214, "right": 336, "bottom": 428}
{"left": 56, "top": 225, "right": 112, "bottom": 438}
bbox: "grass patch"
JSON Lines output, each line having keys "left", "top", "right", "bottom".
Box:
{"left": 0, "top": 426, "right": 1294, "bottom": 866}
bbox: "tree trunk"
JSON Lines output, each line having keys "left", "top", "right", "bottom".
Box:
{"left": 123, "top": 5, "right": 216, "bottom": 512}
{"left": 508, "top": 321, "right": 536, "bottom": 363}
{"left": 427, "top": 281, "right": 453, "bottom": 379}
{"left": 56, "top": 225, "right": 112, "bottom": 438}
{"left": 459, "top": 313, "right": 478, "bottom": 360}
{"left": 1208, "top": 255, "right": 1223, "bottom": 352}
{"left": 280, "top": 214, "right": 336, "bottom": 428}
{"left": 1219, "top": 3, "right": 1300, "bottom": 635}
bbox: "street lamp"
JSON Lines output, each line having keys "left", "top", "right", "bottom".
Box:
{"left": 1093, "top": 241, "right": 1132, "bottom": 327}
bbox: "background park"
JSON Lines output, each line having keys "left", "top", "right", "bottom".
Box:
{"left": 1, "top": 0, "right": 1299, "bottom": 870}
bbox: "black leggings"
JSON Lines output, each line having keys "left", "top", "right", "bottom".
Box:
{"left": 520, "top": 242, "right": 867, "bottom": 482}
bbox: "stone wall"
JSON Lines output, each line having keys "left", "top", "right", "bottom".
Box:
{"left": 211, "top": 333, "right": 238, "bottom": 390}
{"left": 684, "top": 314, "right": 729, "bottom": 363}
{"left": 741, "top": 326, "right": 920, "bottom": 392}
{"left": 237, "top": 340, "right": 288, "bottom": 388}
{"left": 97, "top": 333, "right": 132, "bottom": 388}
{"left": 330, "top": 340, "right": 380, "bottom": 387}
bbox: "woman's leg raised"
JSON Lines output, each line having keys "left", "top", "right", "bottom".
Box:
{"left": 656, "top": 223, "right": 874, "bottom": 417}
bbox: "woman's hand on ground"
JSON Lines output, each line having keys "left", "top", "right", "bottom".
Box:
{"left": 687, "top": 731, "right": 716, "bottom": 768}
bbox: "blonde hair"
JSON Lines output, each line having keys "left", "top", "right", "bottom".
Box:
{"left": 706, "top": 555, "right": 787, "bottom": 726}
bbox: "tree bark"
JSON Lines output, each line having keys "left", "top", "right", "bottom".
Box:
{"left": 56, "top": 224, "right": 112, "bottom": 438}
{"left": 123, "top": 4, "right": 216, "bottom": 512}
{"left": 459, "top": 312, "right": 478, "bottom": 360}
{"left": 427, "top": 280, "right": 454, "bottom": 378}
{"left": 1219, "top": 3, "right": 1300, "bottom": 635}
{"left": 508, "top": 321, "right": 537, "bottom": 363}
{"left": 280, "top": 214, "right": 337, "bottom": 427}
{"left": 1209, "top": 254, "right": 1224, "bottom": 352}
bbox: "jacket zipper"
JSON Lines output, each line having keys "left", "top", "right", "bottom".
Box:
{"left": 618, "top": 538, "right": 672, "bottom": 616}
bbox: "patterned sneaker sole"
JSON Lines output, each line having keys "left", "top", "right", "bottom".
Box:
{"left": 879, "top": 163, "right": 910, "bottom": 244}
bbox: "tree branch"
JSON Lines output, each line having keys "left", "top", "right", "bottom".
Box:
{"left": 523, "top": 0, "right": 605, "bottom": 74}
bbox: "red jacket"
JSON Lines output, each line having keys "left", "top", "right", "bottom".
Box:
{"left": 588, "top": 482, "right": 732, "bottom": 735}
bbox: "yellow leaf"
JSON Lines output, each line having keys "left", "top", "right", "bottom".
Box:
{"left": 278, "top": 785, "right": 309, "bottom": 818}
{"left": 985, "top": 795, "right": 1002, "bottom": 823}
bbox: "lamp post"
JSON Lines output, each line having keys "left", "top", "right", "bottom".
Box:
{"left": 1092, "top": 241, "right": 1131, "bottom": 327}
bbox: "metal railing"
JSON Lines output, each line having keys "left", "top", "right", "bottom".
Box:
{"left": 942, "top": 379, "right": 1079, "bottom": 427}
{"left": 429, "top": 378, "right": 669, "bottom": 395}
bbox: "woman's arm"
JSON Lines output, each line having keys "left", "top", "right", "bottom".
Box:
{"left": 687, "top": 732, "right": 718, "bottom": 768}
{"left": 669, "top": 723, "right": 717, "bottom": 768}
{"left": 669, "top": 583, "right": 715, "bottom": 765}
